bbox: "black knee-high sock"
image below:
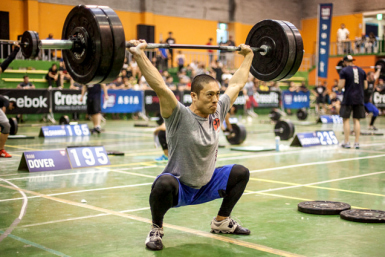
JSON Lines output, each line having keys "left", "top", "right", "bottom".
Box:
{"left": 149, "top": 175, "right": 179, "bottom": 227}
{"left": 218, "top": 165, "right": 249, "bottom": 217}
{"left": 370, "top": 116, "right": 377, "bottom": 126}
{"left": 0, "top": 46, "right": 19, "bottom": 72}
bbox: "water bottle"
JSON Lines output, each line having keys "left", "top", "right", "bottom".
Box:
{"left": 275, "top": 136, "right": 280, "bottom": 152}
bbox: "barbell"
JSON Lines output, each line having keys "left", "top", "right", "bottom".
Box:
{"left": 336, "top": 59, "right": 385, "bottom": 75}
{"left": 0, "top": 5, "right": 303, "bottom": 84}
{"left": 225, "top": 120, "right": 295, "bottom": 145}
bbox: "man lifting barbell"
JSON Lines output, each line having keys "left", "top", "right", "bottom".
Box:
{"left": 0, "top": 95, "right": 17, "bottom": 158}
{"left": 129, "top": 40, "right": 253, "bottom": 251}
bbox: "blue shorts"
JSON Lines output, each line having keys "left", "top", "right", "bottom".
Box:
{"left": 154, "top": 164, "right": 234, "bottom": 208}
{"left": 364, "top": 102, "right": 379, "bottom": 117}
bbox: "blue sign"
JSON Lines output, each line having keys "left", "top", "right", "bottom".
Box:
{"left": 40, "top": 124, "right": 90, "bottom": 137}
{"left": 291, "top": 132, "right": 321, "bottom": 147}
{"left": 19, "top": 150, "right": 72, "bottom": 172}
{"left": 316, "top": 130, "right": 339, "bottom": 145}
{"left": 317, "top": 3, "right": 333, "bottom": 78}
{"left": 282, "top": 90, "right": 310, "bottom": 109}
{"left": 101, "top": 90, "right": 143, "bottom": 113}
{"left": 319, "top": 115, "right": 343, "bottom": 124}
{"left": 67, "top": 146, "right": 110, "bottom": 168}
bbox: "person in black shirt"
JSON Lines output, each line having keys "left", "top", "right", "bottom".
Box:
{"left": 17, "top": 75, "right": 35, "bottom": 89}
{"left": 0, "top": 95, "right": 17, "bottom": 157}
{"left": 80, "top": 84, "right": 108, "bottom": 134}
{"left": 45, "top": 63, "right": 60, "bottom": 88}
{"left": 210, "top": 60, "right": 223, "bottom": 86}
{"left": 0, "top": 43, "right": 20, "bottom": 74}
{"left": 165, "top": 32, "right": 176, "bottom": 68}
{"left": 312, "top": 81, "right": 327, "bottom": 114}
{"left": 338, "top": 55, "right": 367, "bottom": 149}
{"left": 364, "top": 68, "right": 381, "bottom": 130}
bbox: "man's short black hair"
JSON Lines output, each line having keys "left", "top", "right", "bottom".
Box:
{"left": 191, "top": 74, "right": 217, "bottom": 97}
{"left": 23, "top": 75, "right": 28, "bottom": 79}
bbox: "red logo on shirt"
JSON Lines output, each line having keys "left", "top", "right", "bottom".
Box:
{"left": 213, "top": 118, "right": 220, "bottom": 130}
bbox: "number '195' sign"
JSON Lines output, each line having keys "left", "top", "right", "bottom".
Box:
{"left": 67, "top": 146, "right": 110, "bottom": 168}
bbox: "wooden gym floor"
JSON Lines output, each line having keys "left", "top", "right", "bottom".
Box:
{"left": 0, "top": 114, "right": 384, "bottom": 257}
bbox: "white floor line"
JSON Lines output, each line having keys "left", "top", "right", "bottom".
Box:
{"left": 0, "top": 179, "right": 28, "bottom": 243}
{"left": 249, "top": 153, "right": 385, "bottom": 173}
{"left": 6, "top": 169, "right": 111, "bottom": 181}
{"left": 10, "top": 207, "right": 151, "bottom": 230}
{"left": 0, "top": 182, "right": 152, "bottom": 203}
{"left": 245, "top": 170, "right": 385, "bottom": 195}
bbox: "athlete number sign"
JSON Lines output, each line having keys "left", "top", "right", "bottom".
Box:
{"left": 316, "top": 131, "right": 339, "bottom": 145}
{"left": 67, "top": 146, "right": 110, "bottom": 168}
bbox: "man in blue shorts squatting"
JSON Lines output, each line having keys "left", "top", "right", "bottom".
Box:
{"left": 129, "top": 40, "right": 252, "bottom": 251}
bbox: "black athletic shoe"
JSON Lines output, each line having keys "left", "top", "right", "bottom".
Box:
{"left": 210, "top": 217, "right": 250, "bottom": 235}
{"left": 91, "top": 127, "right": 102, "bottom": 134}
{"left": 145, "top": 226, "right": 164, "bottom": 251}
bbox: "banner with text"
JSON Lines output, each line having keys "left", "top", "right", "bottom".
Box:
{"left": 101, "top": 90, "right": 143, "bottom": 113}
{"left": 0, "top": 89, "right": 51, "bottom": 114}
{"left": 51, "top": 89, "right": 87, "bottom": 113}
{"left": 317, "top": 3, "right": 333, "bottom": 78}
{"left": 373, "top": 91, "right": 385, "bottom": 108}
{"left": 282, "top": 90, "right": 310, "bottom": 109}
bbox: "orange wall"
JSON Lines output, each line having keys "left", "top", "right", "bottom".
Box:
{"left": 301, "top": 13, "right": 363, "bottom": 55}
{"left": 0, "top": 0, "right": 25, "bottom": 40}
{"left": 309, "top": 55, "right": 377, "bottom": 88}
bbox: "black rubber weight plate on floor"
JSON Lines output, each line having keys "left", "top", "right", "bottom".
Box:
{"left": 340, "top": 209, "right": 385, "bottom": 223}
{"left": 298, "top": 201, "right": 351, "bottom": 215}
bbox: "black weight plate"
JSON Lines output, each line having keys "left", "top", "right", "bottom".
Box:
{"left": 9, "top": 117, "right": 18, "bottom": 135}
{"left": 274, "top": 120, "right": 294, "bottom": 140}
{"left": 98, "top": 6, "right": 126, "bottom": 84}
{"left": 281, "top": 21, "right": 304, "bottom": 80}
{"left": 59, "top": 115, "right": 70, "bottom": 125}
{"left": 107, "top": 151, "right": 125, "bottom": 156}
{"left": 269, "top": 110, "right": 281, "bottom": 121}
{"left": 21, "top": 31, "right": 39, "bottom": 59}
{"left": 246, "top": 20, "right": 296, "bottom": 81}
{"left": 62, "top": 5, "right": 113, "bottom": 84}
{"left": 297, "top": 108, "right": 308, "bottom": 120}
{"left": 340, "top": 209, "right": 385, "bottom": 223}
{"left": 226, "top": 123, "right": 247, "bottom": 145}
{"left": 375, "top": 59, "right": 385, "bottom": 75}
{"left": 298, "top": 201, "right": 351, "bottom": 215}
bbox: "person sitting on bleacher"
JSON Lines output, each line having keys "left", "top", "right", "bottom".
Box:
{"left": 17, "top": 75, "right": 35, "bottom": 89}
{"left": 59, "top": 60, "right": 74, "bottom": 88}
{"left": 45, "top": 63, "right": 60, "bottom": 89}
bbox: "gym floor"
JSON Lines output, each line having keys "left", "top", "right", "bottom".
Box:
{"left": 0, "top": 114, "right": 384, "bottom": 257}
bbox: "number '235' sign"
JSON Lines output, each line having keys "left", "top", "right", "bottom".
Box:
{"left": 67, "top": 146, "right": 110, "bottom": 168}
{"left": 316, "top": 131, "right": 339, "bottom": 145}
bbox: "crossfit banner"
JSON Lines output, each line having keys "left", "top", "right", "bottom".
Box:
{"left": 51, "top": 89, "right": 87, "bottom": 113}
{"left": 101, "top": 90, "right": 143, "bottom": 113}
{"left": 282, "top": 90, "right": 310, "bottom": 109}
{"left": 0, "top": 89, "right": 51, "bottom": 114}
{"left": 373, "top": 91, "right": 385, "bottom": 108}
{"left": 317, "top": 3, "right": 333, "bottom": 78}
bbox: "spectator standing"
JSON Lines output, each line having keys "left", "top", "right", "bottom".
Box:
{"left": 17, "top": 75, "right": 35, "bottom": 89}
{"left": 206, "top": 38, "right": 214, "bottom": 64}
{"left": 365, "top": 68, "right": 381, "bottom": 130}
{"left": 46, "top": 63, "right": 60, "bottom": 88}
{"left": 175, "top": 51, "right": 185, "bottom": 72}
{"left": 165, "top": 32, "right": 176, "bottom": 68}
{"left": 226, "top": 36, "right": 236, "bottom": 69}
{"left": 211, "top": 60, "right": 223, "bottom": 86}
{"left": 44, "top": 33, "right": 55, "bottom": 60}
{"left": 337, "top": 23, "right": 350, "bottom": 55}
{"left": 243, "top": 76, "right": 258, "bottom": 117}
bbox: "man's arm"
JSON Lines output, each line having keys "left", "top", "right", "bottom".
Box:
{"left": 129, "top": 40, "right": 178, "bottom": 118}
{"left": 101, "top": 84, "right": 109, "bottom": 100}
{"left": 364, "top": 80, "right": 368, "bottom": 90}
{"left": 338, "top": 79, "right": 345, "bottom": 91}
{"left": 0, "top": 44, "right": 20, "bottom": 74}
{"left": 224, "top": 45, "right": 253, "bottom": 105}
{"left": 79, "top": 85, "right": 87, "bottom": 102}
{"left": 374, "top": 67, "right": 381, "bottom": 81}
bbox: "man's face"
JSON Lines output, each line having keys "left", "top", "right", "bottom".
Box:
{"left": 192, "top": 81, "right": 220, "bottom": 115}
{"left": 24, "top": 77, "right": 29, "bottom": 83}
{"left": 341, "top": 24, "right": 345, "bottom": 29}
{"left": 9, "top": 102, "right": 15, "bottom": 110}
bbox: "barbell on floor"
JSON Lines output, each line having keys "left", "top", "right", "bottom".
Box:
{"left": 336, "top": 59, "right": 385, "bottom": 75}
{"left": 0, "top": 5, "right": 303, "bottom": 84}
{"left": 225, "top": 120, "right": 295, "bottom": 145}
{"left": 269, "top": 109, "right": 308, "bottom": 121}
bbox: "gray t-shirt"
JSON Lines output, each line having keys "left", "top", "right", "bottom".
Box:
{"left": 163, "top": 94, "right": 231, "bottom": 189}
